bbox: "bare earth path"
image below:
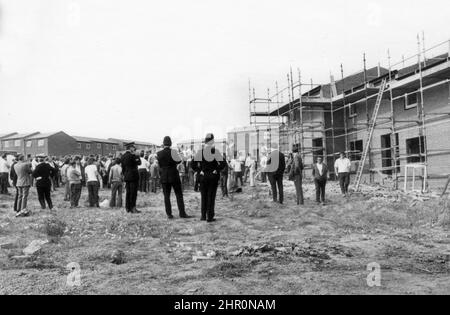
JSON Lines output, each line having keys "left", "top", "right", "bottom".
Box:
{"left": 1, "top": 180, "right": 449, "bottom": 295}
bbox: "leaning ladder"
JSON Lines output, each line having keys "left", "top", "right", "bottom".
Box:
{"left": 354, "top": 78, "right": 388, "bottom": 191}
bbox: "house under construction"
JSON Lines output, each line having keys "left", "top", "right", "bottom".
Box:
{"left": 240, "top": 37, "right": 450, "bottom": 191}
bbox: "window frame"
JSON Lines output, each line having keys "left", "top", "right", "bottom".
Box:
{"left": 37, "top": 139, "right": 45, "bottom": 147}
{"left": 349, "top": 139, "right": 364, "bottom": 161}
{"left": 404, "top": 92, "right": 418, "bottom": 110}
{"left": 348, "top": 104, "right": 357, "bottom": 118}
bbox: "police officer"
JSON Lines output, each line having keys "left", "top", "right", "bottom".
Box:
{"left": 157, "top": 136, "right": 191, "bottom": 219}
{"left": 121, "top": 142, "right": 141, "bottom": 213}
{"left": 192, "top": 133, "right": 226, "bottom": 222}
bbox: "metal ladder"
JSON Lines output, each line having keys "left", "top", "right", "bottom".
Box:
{"left": 354, "top": 78, "right": 388, "bottom": 191}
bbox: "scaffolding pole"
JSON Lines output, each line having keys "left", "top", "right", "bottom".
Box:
{"left": 417, "top": 34, "right": 429, "bottom": 192}
{"left": 341, "top": 64, "right": 349, "bottom": 153}
{"left": 388, "top": 49, "right": 399, "bottom": 189}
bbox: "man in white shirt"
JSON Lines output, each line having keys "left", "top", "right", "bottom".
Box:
{"left": 334, "top": 152, "right": 352, "bottom": 197}
{"left": 243, "top": 153, "right": 252, "bottom": 183}
{"left": 85, "top": 158, "right": 101, "bottom": 207}
{"left": 138, "top": 152, "right": 150, "bottom": 193}
{"left": 260, "top": 153, "right": 268, "bottom": 183}
{"left": 231, "top": 157, "right": 243, "bottom": 187}
{"left": 0, "top": 154, "right": 10, "bottom": 195}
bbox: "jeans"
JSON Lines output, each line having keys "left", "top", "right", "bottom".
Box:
{"left": 70, "top": 183, "right": 82, "bottom": 207}
{"left": 87, "top": 181, "right": 100, "bottom": 207}
{"left": 110, "top": 181, "right": 123, "bottom": 208}
{"left": 315, "top": 178, "right": 327, "bottom": 203}
{"left": 64, "top": 180, "right": 71, "bottom": 201}
{"left": 0, "top": 173, "right": 9, "bottom": 194}
{"left": 261, "top": 172, "right": 267, "bottom": 183}
{"left": 220, "top": 174, "right": 228, "bottom": 197}
{"left": 294, "top": 175, "right": 304, "bottom": 205}
{"left": 243, "top": 167, "right": 250, "bottom": 183}
{"left": 37, "top": 185, "right": 53, "bottom": 209}
{"left": 234, "top": 171, "right": 244, "bottom": 187}
{"left": 338, "top": 172, "right": 350, "bottom": 194}
{"left": 17, "top": 186, "right": 30, "bottom": 211}
{"left": 150, "top": 178, "right": 158, "bottom": 193}
{"left": 268, "top": 174, "right": 284, "bottom": 204}
{"left": 13, "top": 187, "right": 19, "bottom": 212}
{"left": 138, "top": 169, "right": 148, "bottom": 193}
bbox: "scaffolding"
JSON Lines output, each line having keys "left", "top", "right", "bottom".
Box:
{"left": 248, "top": 36, "right": 450, "bottom": 191}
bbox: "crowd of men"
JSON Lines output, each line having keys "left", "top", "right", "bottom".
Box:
{"left": 0, "top": 135, "right": 354, "bottom": 221}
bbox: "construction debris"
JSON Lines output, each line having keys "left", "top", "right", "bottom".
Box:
{"left": 111, "top": 249, "right": 126, "bottom": 265}
{"left": 23, "top": 240, "right": 48, "bottom": 256}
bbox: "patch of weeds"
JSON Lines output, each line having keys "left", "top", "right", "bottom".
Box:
{"left": 205, "top": 260, "right": 257, "bottom": 278}
{"left": 43, "top": 217, "right": 67, "bottom": 242}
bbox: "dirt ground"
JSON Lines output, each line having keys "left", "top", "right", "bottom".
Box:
{"left": 1, "top": 179, "right": 449, "bottom": 295}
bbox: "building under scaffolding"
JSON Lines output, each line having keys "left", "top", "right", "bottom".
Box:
{"left": 232, "top": 37, "right": 450, "bottom": 191}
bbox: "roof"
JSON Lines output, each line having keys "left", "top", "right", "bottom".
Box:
{"left": 73, "top": 136, "right": 119, "bottom": 144}
{"left": 397, "top": 53, "right": 449, "bottom": 78}
{"left": 1, "top": 132, "right": 40, "bottom": 140}
{"left": 0, "top": 133, "right": 18, "bottom": 139}
{"left": 108, "top": 138, "right": 157, "bottom": 147}
{"left": 321, "top": 66, "right": 389, "bottom": 98}
{"left": 26, "top": 131, "right": 66, "bottom": 140}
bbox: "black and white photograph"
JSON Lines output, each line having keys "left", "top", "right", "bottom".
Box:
{"left": 0, "top": 0, "right": 449, "bottom": 302}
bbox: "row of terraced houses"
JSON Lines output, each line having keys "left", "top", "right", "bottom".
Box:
{"left": 0, "top": 131, "right": 158, "bottom": 157}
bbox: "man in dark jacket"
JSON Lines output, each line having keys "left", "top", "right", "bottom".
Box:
{"left": 290, "top": 149, "right": 304, "bottom": 205}
{"left": 266, "top": 143, "right": 286, "bottom": 204}
{"left": 9, "top": 157, "right": 19, "bottom": 212}
{"left": 312, "top": 156, "right": 328, "bottom": 205}
{"left": 220, "top": 153, "right": 229, "bottom": 198}
{"left": 192, "top": 133, "right": 226, "bottom": 222}
{"left": 157, "top": 136, "right": 190, "bottom": 219}
{"left": 32, "top": 156, "right": 55, "bottom": 210}
{"left": 121, "top": 143, "right": 141, "bottom": 213}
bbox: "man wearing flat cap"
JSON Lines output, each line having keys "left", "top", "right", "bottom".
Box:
{"left": 121, "top": 142, "right": 141, "bottom": 213}
{"left": 157, "top": 136, "right": 191, "bottom": 219}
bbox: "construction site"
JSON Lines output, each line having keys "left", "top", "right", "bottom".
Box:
{"left": 229, "top": 37, "right": 450, "bottom": 193}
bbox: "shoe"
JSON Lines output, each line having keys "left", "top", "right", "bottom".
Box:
{"left": 167, "top": 215, "right": 174, "bottom": 219}
{"left": 207, "top": 219, "right": 216, "bottom": 223}
{"left": 131, "top": 208, "right": 141, "bottom": 214}
{"left": 15, "top": 209, "right": 30, "bottom": 218}
{"left": 200, "top": 217, "right": 206, "bottom": 221}
{"left": 180, "top": 214, "right": 192, "bottom": 219}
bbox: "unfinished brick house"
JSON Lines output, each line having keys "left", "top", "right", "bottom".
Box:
{"left": 246, "top": 38, "right": 450, "bottom": 191}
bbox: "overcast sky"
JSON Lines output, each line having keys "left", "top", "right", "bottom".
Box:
{"left": 0, "top": 0, "right": 448, "bottom": 145}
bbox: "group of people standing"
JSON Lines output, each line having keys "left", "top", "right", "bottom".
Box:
{"left": 1, "top": 136, "right": 354, "bottom": 221}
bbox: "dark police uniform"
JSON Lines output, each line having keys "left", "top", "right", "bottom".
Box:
{"left": 157, "top": 147, "right": 187, "bottom": 218}
{"left": 121, "top": 150, "right": 141, "bottom": 212}
{"left": 192, "top": 145, "right": 226, "bottom": 222}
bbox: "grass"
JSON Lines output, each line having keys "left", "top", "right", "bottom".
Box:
{"left": 0, "top": 181, "right": 449, "bottom": 295}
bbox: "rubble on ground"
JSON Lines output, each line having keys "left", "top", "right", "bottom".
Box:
{"left": 23, "top": 240, "right": 48, "bottom": 256}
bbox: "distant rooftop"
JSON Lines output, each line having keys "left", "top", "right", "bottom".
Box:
{"left": 1, "top": 132, "right": 40, "bottom": 140}
{"left": 108, "top": 138, "right": 157, "bottom": 146}
{"left": 73, "top": 136, "right": 119, "bottom": 144}
{"left": 27, "top": 131, "right": 65, "bottom": 140}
